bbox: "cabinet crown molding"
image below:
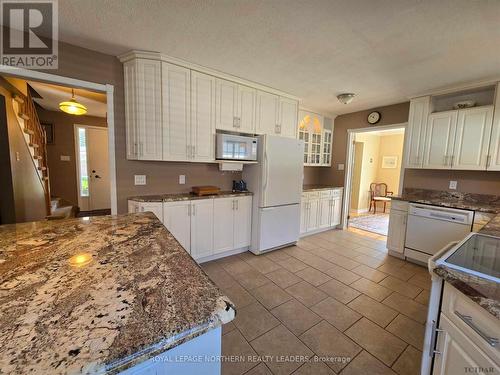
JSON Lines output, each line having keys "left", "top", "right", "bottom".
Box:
{"left": 118, "top": 50, "right": 300, "bottom": 101}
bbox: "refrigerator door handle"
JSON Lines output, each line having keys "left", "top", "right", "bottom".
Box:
{"left": 263, "top": 152, "right": 269, "bottom": 191}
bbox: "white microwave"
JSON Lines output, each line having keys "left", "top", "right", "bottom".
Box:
{"left": 216, "top": 133, "right": 258, "bottom": 161}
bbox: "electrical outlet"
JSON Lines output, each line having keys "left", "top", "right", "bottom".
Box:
{"left": 60, "top": 155, "right": 71, "bottom": 161}
{"left": 449, "top": 180, "right": 457, "bottom": 190}
{"left": 338, "top": 164, "right": 344, "bottom": 171}
{"left": 134, "top": 175, "right": 146, "bottom": 185}
{"left": 179, "top": 175, "right": 186, "bottom": 184}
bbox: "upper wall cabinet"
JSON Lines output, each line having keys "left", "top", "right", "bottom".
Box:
{"left": 121, "top": 51, "right": 300, "bottom": 162}
{"left": 405, "top": 96, "right": 430, "bottom": 168}
{"left": 215, "top": 79, "right": 256, "bottom": 134}
{"left": 125, "top": 59, "right": 163, "bottom": 160}
{"left": 298, "top": 109, "right": 331, "bottom": 166}
{"left": 405, "top": 83, "right": 499, "bottom": 171}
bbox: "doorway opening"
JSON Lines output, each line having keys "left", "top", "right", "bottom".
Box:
{"left": 344, "top": 125, "right": 406, "bottom": 238}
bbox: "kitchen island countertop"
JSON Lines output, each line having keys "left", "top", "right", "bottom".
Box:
{"left": 0, "top": 213, "right": 234, "bottom": 374}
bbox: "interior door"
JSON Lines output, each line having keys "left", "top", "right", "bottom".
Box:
{"left": 76, "top": 126, "right": 110, "bottom": 211}
{"left": 256, "top": 90, "right": 279, "bottom": 135}
{"left": 453, "top": 106, "right": 494, "bottom": 170}
{"left": 423, "top": 110, "right": 458, "bottom": 169}
{"left": 261, "top": 136, "right": 304, "bottom": 207}
{"left": 162, "top": 62, "right": 191, "bottom": 161}
{"left": 191, "top": 71, "right": 215, "bottom": 162}
{"left": 163, "top": 201, "right": 191, "bottom": 252}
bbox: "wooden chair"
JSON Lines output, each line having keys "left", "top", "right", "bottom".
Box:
{"left": 369, "top": 183, "right": 393, "bottom": 214}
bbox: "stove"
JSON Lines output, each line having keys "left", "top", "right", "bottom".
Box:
{"left": 439, "top": 233, "right": 500, "bottom": 282}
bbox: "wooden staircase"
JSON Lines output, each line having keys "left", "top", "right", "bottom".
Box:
{"left": 12, "top": 89, "right": 52, "bottom": 216}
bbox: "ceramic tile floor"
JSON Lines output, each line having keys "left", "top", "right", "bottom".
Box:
{"left": 201, "top": 228, "right": 431, "bottom": 375}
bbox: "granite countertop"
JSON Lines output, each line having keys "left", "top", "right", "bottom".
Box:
{"left": 129, "top": 190, "right": 253, "bottom": 203}
{"left": 0, "top": 213, "right": 235, "bottom": 374}
{"left": 390, "top": 188, "right": 500, "bottom": 214}
{"left": 303, "top": 185, "right": 343, "bottom": 192}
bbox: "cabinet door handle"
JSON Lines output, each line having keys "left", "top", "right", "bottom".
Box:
{"left": 236, "top": 200, "right": 239, "bottom": 210}
{"left": 455, "top": 311, "right": 499, "bottom": 347}
{"left": 450, "top": 155, "right": 454, "bottom": 167}
{"left": 428, "top": 319, "right": 444, "bottom": 357}
{"left": 232, "top": 200, "right": 235, "bottom": 210}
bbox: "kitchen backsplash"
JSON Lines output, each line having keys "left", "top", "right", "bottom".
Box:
{"left": 403, "top": 169, "right": 500, "bottom": 196}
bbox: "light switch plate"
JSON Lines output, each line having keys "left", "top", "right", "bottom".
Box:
{"left": 179, "top": 175, "right": 186, "bottom": 184}
{"left": 338, "top": 164, "right": 345, "bottom": 171}
{"left": 449, "top": 180, "right": 457, "bottom": 190}
{"left": 60, "top": 155, "right": 71, "bottom": 161}
{"left": 134, "top": 175, "right": 146, "bottom": 185}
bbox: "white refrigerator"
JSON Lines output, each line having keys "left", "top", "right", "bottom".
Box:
{"left": 243, "top": 135, "right": 304, "bottom": 254}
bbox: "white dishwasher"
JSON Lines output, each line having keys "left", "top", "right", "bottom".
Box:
{"left": 404, "top": 204, "right": 474, "bottom": 264}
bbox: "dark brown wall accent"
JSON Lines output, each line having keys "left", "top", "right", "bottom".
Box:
{"left": 37, "top": 108, "right": 107, "bottom": 207}
{"left": 319, "top": 102, "right": 410, "bottom": 187}
{"left": 303, "top": 166, "right": 321, "bottom": 185}
{"left": 403, "top": 169, "right": 500, "bottom": 195}
{"left": 37, "top": 39, "right": 239, "bottom": 213}
{"left": 0, "top": 87, "right": 46, "bottom": 223}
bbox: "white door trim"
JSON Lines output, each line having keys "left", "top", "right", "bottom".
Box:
{"left": 341, "top": 122, "right": 408, "bottom": 230}
{"left": 0, "top": 65, "right": 118, "bottom": 214}
{"left": 74, "top": 124, "right": 109, "bottom": 211}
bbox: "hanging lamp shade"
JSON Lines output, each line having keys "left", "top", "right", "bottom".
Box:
{"left": 59, "top": 89, "right": 87, "bottom": 115}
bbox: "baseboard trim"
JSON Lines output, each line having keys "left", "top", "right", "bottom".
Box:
{"left": 197, "top": 246, "right": 249, "bottom": 264}
{"left": 300, "top": 224, "right": 341, "bottom": 238}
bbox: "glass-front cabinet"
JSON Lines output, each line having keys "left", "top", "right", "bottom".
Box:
{"left": 297, "top": 110, "right": 332, "bottom": 166}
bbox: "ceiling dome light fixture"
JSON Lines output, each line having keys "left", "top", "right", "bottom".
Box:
{"left": 59, "top": 89, "right": 87, "bottom": 115}
{"left": 337, "top": 93, "right": 356, "bottom": 105}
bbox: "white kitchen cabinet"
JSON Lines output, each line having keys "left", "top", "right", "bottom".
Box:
{"left": 318, "top": 196, "right": 331, "bottom": 230}
{"left": 191, "top": 71, "right": 216, "bottom": 162}
{"left": 405, "top": 96, "right": 430, "bottom": 168}
{"left": 298, "top": 110, "right": 326, "bottom": 166}
{"left": 423, "top": 110, "right": 458, "bottom": 169}
{"left": 128, "top": 200, "right": 139, "bottom": 213}
{"left": 190, "top": 200, "right": 214, "bottom": 260}
{"left": 213, "top": 196, "right": 252, "bottom": 254}
{"left": 216, "top": 79, "right": 256, "bottom": 134}
{"left": 163, "top": 201, "right": 191, "bottom": 251}
{"left": 306, "top": 196, "right": 320, "bottom": 232}
{"left": 124, "top": 59, "right": 163, "bottom": 160}
{"left": 215, "top": 78, "right": 238, "bottom": 132}
{"left": 279, "top": 97, "right": 298, "bottom": 138}
{"left": 387, "top": 209, "right": 407, "bottom": 256}
{"left": 322, "top": 129, "right": 332, "bottom": 166}
{"left": 488, "top": 83, "right": 500, "bottom": 171}
{"left": 162, "top": 62, "right": 191, "bottom": 161}
{"left": 256, "top": 90, "right": 280, "bottom": 135}
{"left": 329, "top": 197, "right": 341, "bottom": 227}
{"left": 453, "top": 106, "right": 494, "bottom": 170}
{"left": 300, "top": 198, "right": 308, "bottom": 235}
{"left": 233, "top": 196, "right": 252, "bottom": 249}
{"left": 238, "top": 85, "right": 257, "bottom": 133}
{"left": 432, "top": 313, "right": 498, "bottom": 375}
{"left": 213, "top": 198, "right": 235, "bottom": 254}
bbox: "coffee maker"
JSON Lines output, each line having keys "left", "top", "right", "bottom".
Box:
{"left": 232, "top": 180, "right": 247, "bottom": 192}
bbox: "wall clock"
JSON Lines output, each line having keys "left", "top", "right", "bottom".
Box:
{"left": 367, "top": 111, "right": 381, "bottom": 124}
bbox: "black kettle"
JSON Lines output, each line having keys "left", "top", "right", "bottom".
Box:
{"left": 232, "top": 180, "right": 247, "bottom": 192}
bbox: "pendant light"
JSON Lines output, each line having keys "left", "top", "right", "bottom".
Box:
{"left": 59, "top": 89, "right": 87, "bottom": 115}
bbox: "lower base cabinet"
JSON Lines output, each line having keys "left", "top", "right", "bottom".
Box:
{"left": 386, "top": 200, "right": 408, "bottom": 256}
{"left": 301, "top": 188, "right": 342, "bottom": 236}
{"left": 129, "top": 196, "right": 251, "bottom": 262}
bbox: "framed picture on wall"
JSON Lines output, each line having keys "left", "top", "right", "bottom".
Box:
{"left": 41, "top": 123, "right": 54, "bottom": 144}
{"left": 382, "top": 156, "right": 398, "bottom": 169}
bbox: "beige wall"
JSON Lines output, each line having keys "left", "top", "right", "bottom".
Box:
{"left": 303, "top": 166, "right": 321, "bottom": 185}
{"left": 37, "top": 108, "right": 107, "bottom": 207}
{"left": 35, "top": 39, "right": 240, "bottom": 213}
{"left": 319, "top": 102, "right": 410, "bottom": 186}
{"left": 403, "top": 169, "right": 500, "bottom": 195}
{"left": 376, "top": 133, "right": 405, "bottom": 195}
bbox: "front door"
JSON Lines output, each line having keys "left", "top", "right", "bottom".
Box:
{"left": 75, "top": 125, "right": 110, "bottom": 211}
